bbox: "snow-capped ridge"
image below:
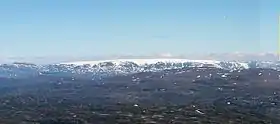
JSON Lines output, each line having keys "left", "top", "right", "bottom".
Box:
{"left": 1, "top": 58, "right": 280, "bottom": 78}
{"left": 61, "top": 59, "right": 221, "bottom": 66}
{"left": 60, "top": 59, "right": 250, "bottom": 70}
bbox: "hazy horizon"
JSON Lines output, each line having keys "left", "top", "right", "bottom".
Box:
{"left": 1, "top": 52, "right": 279, "bottom": 64}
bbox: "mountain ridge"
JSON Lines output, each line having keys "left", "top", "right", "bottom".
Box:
{"left": 0, "top": 58, "right": 279, "bottom": 79}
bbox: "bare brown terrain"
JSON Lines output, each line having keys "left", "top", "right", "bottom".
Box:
{"left": 0, "top": 67, "right": 279, "bottom": 124}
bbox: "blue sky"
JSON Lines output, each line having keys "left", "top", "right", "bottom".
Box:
{"left": 0, "top": 0, "right": 279, "bottom": 58}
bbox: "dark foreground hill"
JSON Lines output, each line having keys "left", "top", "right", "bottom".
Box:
{"left": 0, "top": 67, "right": 279, "bottom": 124}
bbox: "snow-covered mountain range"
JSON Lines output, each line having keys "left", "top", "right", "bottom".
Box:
{"left": 0, "top": 59, "right": 279, "bottom": 78}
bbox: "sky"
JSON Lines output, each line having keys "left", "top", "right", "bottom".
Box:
{"left": 0, "top": 0, "right": 279, "bottom": 60}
